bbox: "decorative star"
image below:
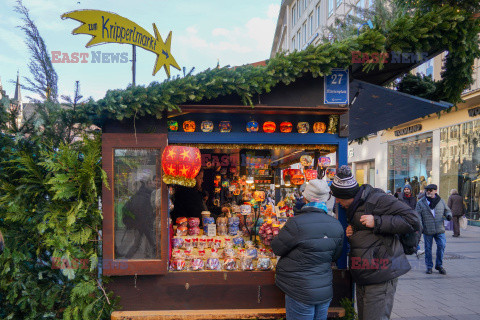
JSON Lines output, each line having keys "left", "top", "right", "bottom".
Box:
{"left": 180, "top": 149, "right": 191, "bottom": 161}
{"left": 167, "top": 148, "right": 176, "bottom": 159}
{"left": 167, "top": 164, "right": 176, "bottom": 175}
{"left": 179, "top": 165, "right": 189, "bottom": 176}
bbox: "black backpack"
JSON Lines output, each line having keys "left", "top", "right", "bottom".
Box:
{"left": 364, "top": 196, "right": 422, "bottom": 255}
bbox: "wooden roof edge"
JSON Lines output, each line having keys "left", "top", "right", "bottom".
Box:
{"left": 172, "top": 104, "right": 348, "bottom": 116}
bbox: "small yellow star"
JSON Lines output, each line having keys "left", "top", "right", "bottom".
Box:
{"left": 180, "top": 165, "right": 189, "bottom": 176}
{"left": 166, "top": 148, "right": 176, "bottom": 159}
{"left": 180, "top": 149, "right": 191, "bottom": 161}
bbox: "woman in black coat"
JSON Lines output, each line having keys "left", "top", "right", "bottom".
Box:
{"left": 448, "top": 189, "right": 465, "bottom": 237}
{"left": 272, "top": 179, "right": 344, "bottom": 320}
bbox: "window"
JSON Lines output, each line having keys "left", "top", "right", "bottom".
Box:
{"left": 417, "top": 58, "right": 434, "bottom": 78}
{"left": 292, "top": 3, "right": 297, "bottom": 25}
{"left": 337, "top": 0, "right": 342, "bottom": 7}
{"left": 297, "top": 30, "right": 301, "bottom": 49}
{"left": 302, "top": 22, "right": 307, "bottom": 45}
{"left": 329, "top": 0, "right": 334, "bottom": 16}
{"left": 308, "top": 13, "right": 314, "bottom": 36}
{"left": 401, "top": 146, "right": 407, "bottom": 154}
{"left": 292, "top": 36, "right": 296, "bottom": 51}
{"left": 103, "top": 133, "right": 169, "bottom": 275}
{"left": 401, "top": 158, "right": 407, "bottom": 166}
{"left": 316, "top": 4, "right": 321, "bottom": 28}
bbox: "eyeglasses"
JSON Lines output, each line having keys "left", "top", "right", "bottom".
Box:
{"left": 426, "top": 189, "right": 435, "bottom": 192}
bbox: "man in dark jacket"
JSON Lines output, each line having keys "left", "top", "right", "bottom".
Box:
{"left": 448, "top": 189, "right": 465, "bottom": 237}
{"left": 330, "top": 166, "right": 421, "bottom": 320}
{"left": 398, "top": 184, "right": 417, "bottom": 210}
{"left": 416, "top": 184, "right": 452, "bottom": 275}
{"left": 272, "top": 179, "right": 344, "bottom": 320}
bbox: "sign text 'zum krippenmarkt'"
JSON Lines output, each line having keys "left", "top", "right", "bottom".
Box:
{"left": 62, "top": 10, "right": 180, "bottom": 77}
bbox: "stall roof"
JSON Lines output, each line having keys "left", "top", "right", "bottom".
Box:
{"left": 348, "top": 80, "right": 449, "bottom": 140}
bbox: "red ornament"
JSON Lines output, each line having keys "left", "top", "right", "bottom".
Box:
{"left": 280, "top": 121, "right": 293, "bottom": 133}
{"left": 183, "top": 120, "right": 196, "bottom": 132}
{"left": 289, "top": 169, "right": 305, "bottom": 185}
{"left": 305, "top": 169, "right": 318, "bottom": 181}
{"left": 313, "top": 122, "right": 326, "bottom": 133}
{"left": 263, "top": 121, "right": 276, "bottom": 133}
{"left": 162, "top": 146, "right": 201, "bottom": 187}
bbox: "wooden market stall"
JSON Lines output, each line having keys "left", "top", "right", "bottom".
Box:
{"left": 102, "top": 73, "right": 352, "bottom": 319}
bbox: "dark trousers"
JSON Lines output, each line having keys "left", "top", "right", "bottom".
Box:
{"left": 452, "top": 215, "right": 461, "bottom": 236}
{"left": 356, "top": 278, "right": 398, "bottom": 320}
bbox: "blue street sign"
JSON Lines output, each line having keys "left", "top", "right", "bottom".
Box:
{"left": 324, "top": 69, "right": 349, "bottom": 104}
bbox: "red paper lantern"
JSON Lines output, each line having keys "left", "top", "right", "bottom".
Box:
{"left": 290, "top": 169, "right": 305, "bottom": 185}
{"left": 305, "top": 169, "right": 318, "bottom": 181}
{"left": 280, "top": 121, "right": 293, "bottom": 133}
{"left": 263, "top": 121, "right": 276, "bottom": 133}
{"left": 183, "top": 120, "right": 196, "bottom": 132}
{"left": 162, "top": 146, "right": 201, "bottom": 187}
{"left": 313, "top": 122, "right": 326, "bottom": 133}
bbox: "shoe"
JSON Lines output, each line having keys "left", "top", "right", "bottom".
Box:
{"left": 417, "top": 249, "right": 425, "bottom": 255}
{"left": 436, "top": 266, "right": 447, "bottom": 275}
{"left": 426, "top": 268, "right": 432, "bottom": 274}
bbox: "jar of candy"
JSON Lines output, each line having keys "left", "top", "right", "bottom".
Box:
{"left": 184, "top": 238, "right": 193, "bottom": 251}
{"left": 198, "top": 237, "right": 207, "bottom": 250}
{"left": 190, "top": 258, "right": 204, "bottom": 271}
{"left": 176, "top": 226, "right": 188, "bottom": 236}
{"left": 228, "top": 225, "right": 239, "bottom": 236}
{"left": 192, "top": 237, "right": 199, "bottom": 247}
{"left": 216, "top": 217, "right": 228, "bottom": 226}
{"left": 172, "top": 236, "right": 184, "bottom": 249}
{"left": 228, "top": 216, "right": 240, "bottom": 227}
{"left": 213, "top": 239, "right": 222, "bottom": 250}
{"left": 203, "top": 216, "right": 215, "bottom": 226}
{"left": 188, "top": 226, "right": 200, "bottom": 236}
{"left": 232, "top": 236, "right": 244, "bottom": 248}
{"left": 239, "top": 255, "right": 254, "bottom": 271}
{"left": 176, "top": 217, "right": 188, "bottom": 227}
{"left": 217, "top": 225, "right": 228, "bottom": 236}
{"left": 188, "top": 217, "right": 200, "bottom": 228}
{"left": 170, "top": 258, "right": 186, "bottom": 271}
{"left": 206, "top": 249, "right": 221, "bottom": 271}
{"left": 257, "top": 257, "right": 271, "bottom": 271}
{"left": 224, "top": 258, "right": 237, "bottom": 271}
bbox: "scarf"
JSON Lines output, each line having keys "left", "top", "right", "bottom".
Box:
{"left": 304, "top": 201, "right": 328, "bottom": 213}
{"left": 426, "top": 194, "right": 441, "bottom": 209}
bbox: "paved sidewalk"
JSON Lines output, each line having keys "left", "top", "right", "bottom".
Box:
{"left": 391, "top": 225, "right": 480, "bottom": 319}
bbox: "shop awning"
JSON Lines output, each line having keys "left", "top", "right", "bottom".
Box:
{"left": 348, "top": 80, "right": 451, "bottom": 140}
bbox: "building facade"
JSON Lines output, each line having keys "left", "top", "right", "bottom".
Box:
{"left": 271, "top": 1, "right": 480, "bottom": 221}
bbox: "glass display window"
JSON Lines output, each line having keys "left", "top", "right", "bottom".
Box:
{"left": 440, "top": 119, "right": 480, "bottom": 220}
{"left": 387, "top": 132, "right": 433, "bottom": 197}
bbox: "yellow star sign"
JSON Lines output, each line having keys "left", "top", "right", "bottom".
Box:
{"left": 62, "top": 10, "right": 181, "bottom": 77}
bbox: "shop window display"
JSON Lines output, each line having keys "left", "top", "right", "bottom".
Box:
{"left": 440, "top": 120, "right": 480, "bottom": 220}
{"left": 387, "top": 133, "right": 433, "bottom": 197}
{"left": 167, "top": 147, "right": 337, "bottom": 272}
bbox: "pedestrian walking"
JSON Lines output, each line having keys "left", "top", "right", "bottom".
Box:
{"left": 415, "top": 184, "right": 452, "bottom": 275}
{"left": 398, "top": 184, "right": 417, "bottom": 210}
{"left": 447, "top": 189, "right": 465, "bottom": 237}
{"left": 272, "top": 179, "right": 344, "bottom": 320}
{"left": 330, "top": 166, "right": 421, "bottom": 320}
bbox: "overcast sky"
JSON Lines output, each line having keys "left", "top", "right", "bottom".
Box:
{"left": 0, "top": 0, "right": 280, "bottom": 101}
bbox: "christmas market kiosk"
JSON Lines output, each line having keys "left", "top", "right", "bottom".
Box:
{"left": 99, "top": 52, "right": 451, "bottom": 320}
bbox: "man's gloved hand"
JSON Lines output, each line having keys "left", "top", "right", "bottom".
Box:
{"left": 446, "top": 215, "right": 452, "bottom": 221}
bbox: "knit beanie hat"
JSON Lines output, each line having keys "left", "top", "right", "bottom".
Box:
{"left": 330, "top": 165, "right": 360, "bottom": 199}
{"left": 303, "top": 179, "right": 330, "bottom": 202}
{"left": 403, "top": 184, "right": 412, "bottom": 192}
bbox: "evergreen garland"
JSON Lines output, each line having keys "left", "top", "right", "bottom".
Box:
{"left": 86, "top": 4, "right": 480, "bottom": 124}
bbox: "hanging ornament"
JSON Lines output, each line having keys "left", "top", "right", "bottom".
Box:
{"left": 318, "top": 157, "right": 331, "bottom": 168}
{"left": 305, "top": 169, "right": 318, "bottom": 181}
{"left": 290, "top": 169, "right": 305, "bottom": 185}
{"left": 280, "top": 121, "right": 293, "bottom": 133}
{"left": 263, "top": 121, "right": 276, "bottom": 133}
{"left": 313, "top": 122, "right": 327, "bottom": 133}
{"left": 168, "top": 120, "right": 178, "bottom": 132}
{"left": 246, "top": 120, "right": 259, "bottom": 132}
{"left": 162, "top": 146, "right": 201, "bottom": 187}
{"left": 300, "top": 155, "right": 313, "bottom": 167}
{"left": 254, "top": 191, "right": 265, "bottom": 202}
{"left": 297, "top": 122, "right": 310, "bottom": 133}
{"left": 201, "top": 120, "right": 214, "bottom": 132}
{"left": 219, "top": 121, "right": 232, "bottom": 133}
{"left": 183, "top": 120, "right": 196, "bottom": 132}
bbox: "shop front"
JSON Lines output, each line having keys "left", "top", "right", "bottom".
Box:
{"left": 102, "top": 75, "right": 354, "bottom": 317}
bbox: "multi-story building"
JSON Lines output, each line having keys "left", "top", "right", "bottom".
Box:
{"left": 1, "top": 72, "right": 25, "bottom": 128}
{"left": 270, "top": 1, "right": 480, "bottom": 221}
